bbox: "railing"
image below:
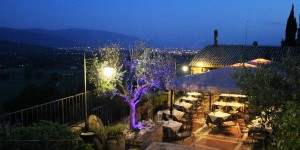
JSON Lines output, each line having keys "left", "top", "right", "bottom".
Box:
{"left": 0, "top": 92, "right": 93, "bottom": 128}
{"left": 0, "top": 91, "right": 130, "bottom": 129}
{"left": 91, "top": 98, "right": 130, "bottom": 126}
{"left": 0, "top": 139, "right": 84, "bottom": 150}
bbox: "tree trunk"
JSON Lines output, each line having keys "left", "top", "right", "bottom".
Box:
{"left": 130, "top": 104, "right": 138, "bottom": 129}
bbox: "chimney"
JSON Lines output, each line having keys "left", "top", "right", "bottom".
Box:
{"left": 214, "top": 30, "right": 218, "bottom": 46}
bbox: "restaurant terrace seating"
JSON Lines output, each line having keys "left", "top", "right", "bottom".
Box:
{"left": 237, "top": 118, "right": 249, "bottom": 139}
{"left": 252, "top": 132, "right": 267, "bottom": 145}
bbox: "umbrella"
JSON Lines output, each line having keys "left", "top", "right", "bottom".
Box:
{"left": 168, "top": 59, "right": 270, "bottom": 94}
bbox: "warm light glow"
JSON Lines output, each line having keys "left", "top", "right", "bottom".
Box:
{"left": 182, "top": 66, "right": 188, "bottom": 72}
{"left": 103, "top": 66, "right": 114, "bottom": 77}
{"left": 198, "top": 62, "right": 204, "bottom": 67}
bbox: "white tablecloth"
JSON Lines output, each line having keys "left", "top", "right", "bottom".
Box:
{"left": 174, "top": 101, "right": 193, "bottom": 109}
{"left": 187, "top": 92, "right": 202, "bottom": 97}
{"left": 219, "top": 94, "right": 246, "bottom": 97}
{"left": 163, "top": 119, "right": 182, "bottom": 133}
{"left": 248, "top": 117, "right": 273, "bottom": 134}
{"left": 208, "top": 112, "right": 231, "bottom": 122}
{"left": 181, "top": 96, "right": 198, "bottom": 103}
{"left": 213, "top": 102, "right": 244, "bottom": 111}
{"left": 163, "top": 109, "right": 185, "bottom": 120}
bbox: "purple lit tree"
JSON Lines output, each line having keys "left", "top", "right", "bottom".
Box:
{"left": 88, "top": 42, "right": 175, "bottom": 129}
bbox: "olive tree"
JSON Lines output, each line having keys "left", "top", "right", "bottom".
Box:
{"left": 233, "top": 55, "right": 300, "bottom": 149}
{"left": 88, "top": 42, "right": 175, "bottom": 129}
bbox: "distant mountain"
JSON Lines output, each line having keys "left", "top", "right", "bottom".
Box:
{"left": 0, "top": 27, "right": 140, "bottom": 48}
{"left": 0, "top": 39, "right": 54, "bottom": 53}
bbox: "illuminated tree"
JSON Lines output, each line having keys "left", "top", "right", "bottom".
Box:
{"left": 88, "top": 42, "right": 175, "bottom": 129}
{"left": 233, "top": 55, "right": 300, "bottom": 148}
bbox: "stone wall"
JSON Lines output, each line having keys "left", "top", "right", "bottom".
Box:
{"left": 126, "top": 123, "right": 163, "bottom": 149}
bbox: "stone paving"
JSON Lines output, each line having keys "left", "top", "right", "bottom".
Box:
{"left": 72, "top": 93, "right": 265, "bottom": 150}
{"left": 158, "top": 94, "right": 256, "bottom": 150}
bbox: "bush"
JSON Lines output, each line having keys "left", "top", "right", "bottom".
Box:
{"left": 0, "top": 120, "right": 93, "bottom": 150}
{"left": 105, "top": 123, "right": 126, "bottom": 140}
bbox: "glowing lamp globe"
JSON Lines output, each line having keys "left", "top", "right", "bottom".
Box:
{"left": 103, "top": 66, "right": 114, "bottom": 77}
{"left": 182, "top": 66, "right": 188, "bottom": 72}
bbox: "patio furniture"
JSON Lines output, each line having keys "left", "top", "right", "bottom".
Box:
{"left": 186, "top": 92, "right": 202, "bottom": 98}
{"left": 237, "top": 118, "right": 249, "bottom": 139}
{"left": 174, "top": 101, "right": 193, "bottom": 113}
{"left": 176, "top": 130, "right": 192, "bottom": 143}
{"left": 163, "top": 109, "right": 185, "bottom": 121}
{"left": 175, "top": 123, "right": 193, "bottom": 143}
{"left": 181, "top": 96, "right": 198, "bottom": 104}
{"left": 252, "top": 132, "right": 267, "bottom": 146}
{"left": 248, "top": 117, "right": 273, "bottom": 136}
{"left": 206, "top": 112, "right": 231, "bottom": 128}
{"left": 163, "top": 119, "right": 183, "bottom": 138}
{"left": 213, "top": 101, "right": 244, "bottom": 113}
{"left": 222, "top": 120, "right": 236, "bottom": 130}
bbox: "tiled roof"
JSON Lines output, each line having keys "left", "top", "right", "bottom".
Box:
{"left": 190, "top": 45, "right": 300, "bottom": 67}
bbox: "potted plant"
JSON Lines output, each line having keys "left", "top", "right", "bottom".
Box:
{"left": 105, "top": 124, "right": 126, "bottom": 150}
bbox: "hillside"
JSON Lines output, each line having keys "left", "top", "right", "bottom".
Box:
{"left": 0, "top": 39, "right": 54, "bottom": 53}
{"left": 0, "top": 27, "right": 140, "bottom": 48}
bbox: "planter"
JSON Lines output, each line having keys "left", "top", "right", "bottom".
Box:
{"left": 106, "top": 138, "right": 125, "bottom": 150}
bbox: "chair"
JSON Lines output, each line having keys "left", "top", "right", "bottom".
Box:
{"left": 222, "top": 120, "right": 236, "bottom": 130}
{"left": 162, "top": 113, "right": 170, "bottom": 121}
{"left": 175, "top": 124, "right": 192, "bottom": 143}
{"left": 237, "top": 118, "right": 249, "bottom": 139}
{"left": 252, "top": 132, "right": 266, "bottom": 146}
{"left": 176, "top": 131, "right": 192, "bottom": 143}
{"left": 180, "top": 114, "right": 193, "bottom": 126}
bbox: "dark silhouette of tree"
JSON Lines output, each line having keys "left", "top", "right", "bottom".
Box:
{"left": 284, "top": 4, "right": 297, "bottom": 46}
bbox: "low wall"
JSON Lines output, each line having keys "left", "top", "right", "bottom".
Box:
{"left": 126, "top": 123, "right": 163, "bottom": 149}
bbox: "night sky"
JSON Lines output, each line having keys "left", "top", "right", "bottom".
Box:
{"left": 1, "top": 0, "right": 300, "bottom": 48}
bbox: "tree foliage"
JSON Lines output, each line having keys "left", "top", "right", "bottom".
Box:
{"left": 88, "top": 42, "right": 175, "bottom": 128}
{"left": 88, "top": 43, "right": 125, "bottom": 96}
{"left": 284, "top": 4, "right": 297, "bottom": 46}
{"left": 233, "top": 55, "right": 300, "bottom": 148}
{"left": 271, "top": 101, "right": 300, "bottom": 149}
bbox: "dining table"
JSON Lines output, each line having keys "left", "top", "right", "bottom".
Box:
{"left": 174, "top": 101, "right": 193, "bottom": 110}
{"left": 247, "top": 117, "right": 273, "bottom": 136}
{"left": 213, "top": 101, "right": 244, "bottom": 113}
{"left": 187, "top": 92, "right": 202, "bottom": 97}
{"left": 206, "top": 111, "right": 231, "bottom": 128}
{"left": 163, "top": 119, "right": 183, "bottom": 137}
{"left": 181, "top": 96, "right": 199, "bottom": 104}
{"left": 163, "top": 109, "right": 185, "bottom": 121}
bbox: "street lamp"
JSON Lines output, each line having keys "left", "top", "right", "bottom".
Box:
{"left": 103, "top": 66, "right": 114, "bottom": 78}
{"left": 84, "top": 53, "right": 88, "bottom": 129}
{"left": 84, "top": 53, "right": 115, "bottom": 129}
{"left": 182, "top": 65, "right": 189, "bottom": 72}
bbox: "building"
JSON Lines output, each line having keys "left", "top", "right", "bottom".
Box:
{"left": 190, "top": 30, "right": 300, "bottom": 74}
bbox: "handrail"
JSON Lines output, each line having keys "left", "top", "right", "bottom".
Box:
{"left": 0, "top": 92, "right": 91, "bottom": 128}
{"left": 0, "top": 92, "right": 130, "bottom": 128}
{"left": 0, "top": 92, "right": 88, "bottom": 117}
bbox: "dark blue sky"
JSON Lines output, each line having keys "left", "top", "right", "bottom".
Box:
{"left": 1, "top": 0, "right": 300, "bottom": 48}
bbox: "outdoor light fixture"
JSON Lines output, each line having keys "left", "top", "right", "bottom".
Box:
{"left": 103, "top": 66, "right": 114, "bottom": 77}
{"left": 198, "top": 62, "right": 204, "bottom": 67}
{"left": 182, "top": 66, "right": 188, "bottom": 72}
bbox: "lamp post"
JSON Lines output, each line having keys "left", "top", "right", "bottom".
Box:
{"left": 84, "top": 52, "right": 115, "bottom": 128}
{"left": 84, "top": 53, "right": 87, "bottom": 129}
